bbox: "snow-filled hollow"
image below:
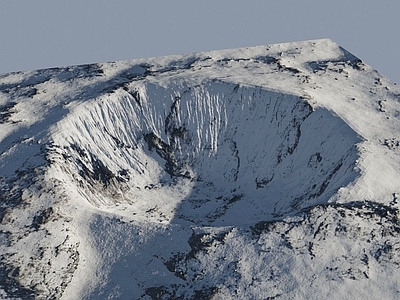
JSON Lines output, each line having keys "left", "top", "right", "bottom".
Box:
{"left": 51, "top": 80, "right": 361, "bottom": 225}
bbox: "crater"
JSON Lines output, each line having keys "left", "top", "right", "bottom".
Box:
{"left": 52, "top": 80, "right": 361, "bottom": 226}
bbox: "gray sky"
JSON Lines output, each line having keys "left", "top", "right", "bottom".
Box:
{"left": 1, "top": 1, "right": 399, "bottom": 83}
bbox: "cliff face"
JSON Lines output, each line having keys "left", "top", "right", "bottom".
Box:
{"left": 0, "top": 39, "right": 399, "bottom": 299}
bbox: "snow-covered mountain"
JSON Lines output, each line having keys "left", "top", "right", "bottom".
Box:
{"left": 1, "top": 39, "right": 400, "bottom": 299}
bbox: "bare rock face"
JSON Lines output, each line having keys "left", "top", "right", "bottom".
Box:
{"left": 0, "top": 39, "right": 400, "bottom": 299}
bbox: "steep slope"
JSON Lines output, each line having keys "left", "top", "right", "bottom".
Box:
{"left": 0, "top": 39, "right": 399, "bottom": 299}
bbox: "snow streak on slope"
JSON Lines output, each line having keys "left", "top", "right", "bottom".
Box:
{"left": 0, "top": 39, "right": 400, "bottom": 299}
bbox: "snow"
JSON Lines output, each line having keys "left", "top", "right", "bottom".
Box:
{"left": 0, "top": 38, "right": 400, "bottom": 299}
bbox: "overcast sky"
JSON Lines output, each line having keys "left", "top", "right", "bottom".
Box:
{"left": 1, "top": 1, "right": 399, "bottom": 83}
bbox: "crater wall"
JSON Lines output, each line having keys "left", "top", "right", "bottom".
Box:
{"left": 52, "top": 80, "right": 361, "bottom": 225}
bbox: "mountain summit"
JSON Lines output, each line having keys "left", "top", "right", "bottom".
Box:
{"left": 1, "top": 39, "right": 400, "bottom": 299}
